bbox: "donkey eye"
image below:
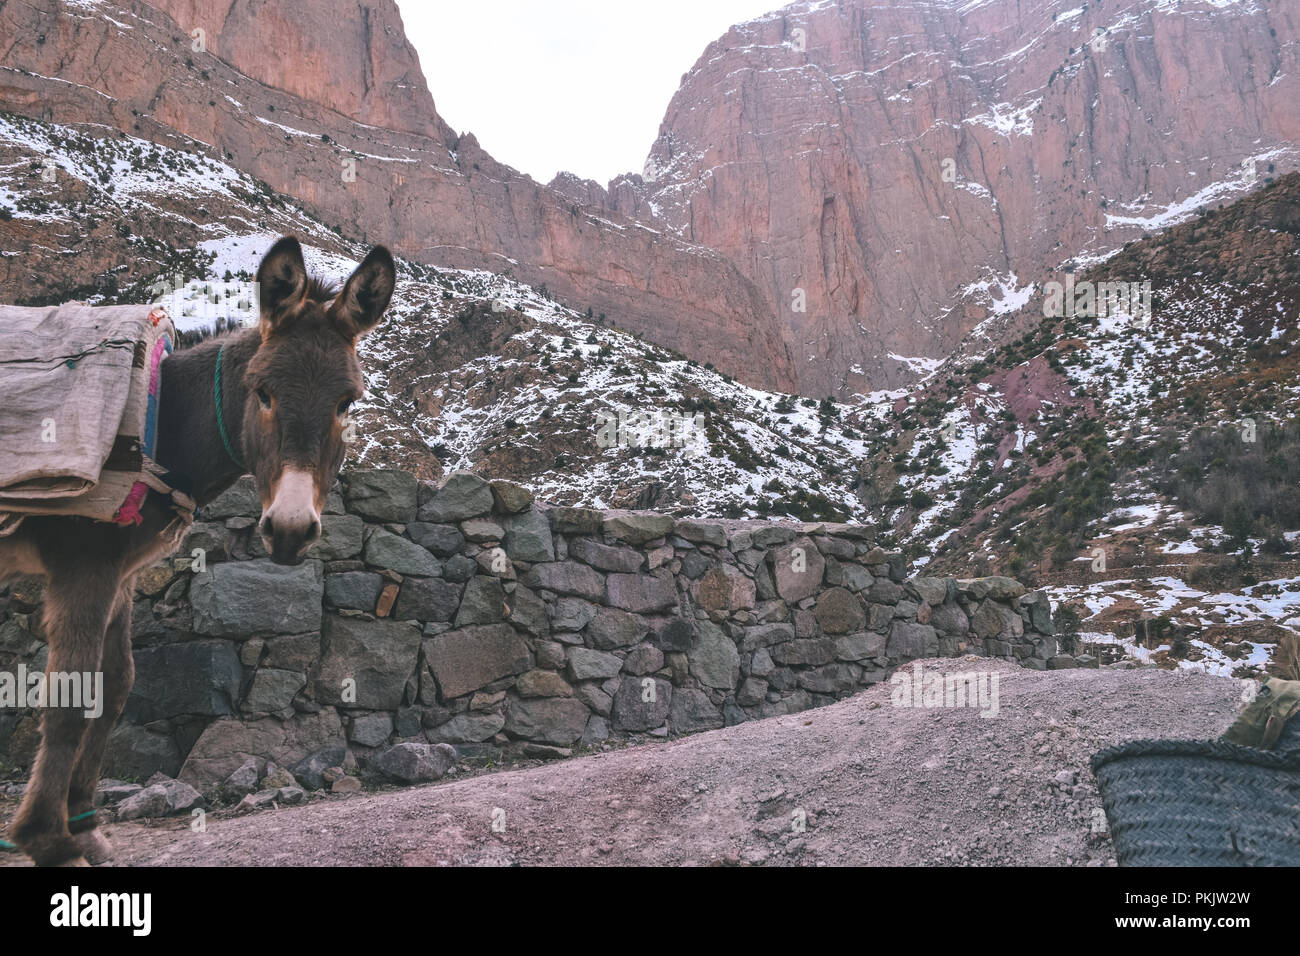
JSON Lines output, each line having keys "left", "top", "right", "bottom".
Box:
{"left": 337, "top": 399, "right": 353, "bottom": 417}
{"left": 256, "top": 388, "right": 272, "bottom": 409}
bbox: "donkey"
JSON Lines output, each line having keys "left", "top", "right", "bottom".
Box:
{"left": 0, "top": 236, "right": 396, "bottom": 865}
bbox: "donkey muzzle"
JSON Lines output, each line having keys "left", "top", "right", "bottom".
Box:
{"left": 260, "top": 468, "right": 321, "bottom": 564}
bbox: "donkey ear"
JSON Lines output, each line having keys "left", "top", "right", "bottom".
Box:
{"left": 329, "top": 246, "right": 396, "bottom": 341}
{"left": 256, "top": 236, "right": 308, "bottom": 334}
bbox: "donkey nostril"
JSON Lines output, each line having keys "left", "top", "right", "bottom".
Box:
{"left": 260, "top": 515, "right": 274, "bottom": 538}
{"left": 306, "top": 519, "right": 321, "bottom": 544}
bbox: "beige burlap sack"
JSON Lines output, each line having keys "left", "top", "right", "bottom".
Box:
{"left": 0, "top": 303, "right": 193, "bottom": 532}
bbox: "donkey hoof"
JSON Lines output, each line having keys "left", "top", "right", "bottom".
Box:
{"left": 74, "top": 829, "right": 113, "bottom": 865}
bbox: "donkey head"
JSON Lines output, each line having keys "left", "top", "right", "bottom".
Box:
{"left": 246, "top": 236, "right": 396, "bottom": 564}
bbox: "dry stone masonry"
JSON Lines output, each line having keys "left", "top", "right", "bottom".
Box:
{"left": 0, "top": 470, "right": 1067, "bottom": 796}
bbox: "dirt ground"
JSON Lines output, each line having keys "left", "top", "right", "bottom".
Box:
{"left": 0, "top": 659, "right": 1246, "bottom": 866}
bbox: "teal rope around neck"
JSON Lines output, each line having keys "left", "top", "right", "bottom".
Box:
{"left": 215, "top": 345, "right": 246, "bottom": 471}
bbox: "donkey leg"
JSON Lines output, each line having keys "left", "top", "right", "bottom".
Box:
{"left": 9, "top": 570, "right": 116, "bottom": 866}
{"left": 67, "top": 583, "right": 134, "bottom": 865}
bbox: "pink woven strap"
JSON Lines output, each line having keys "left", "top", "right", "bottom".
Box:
{"left": 112, "top": 481, "right": 149, "bottom": 526}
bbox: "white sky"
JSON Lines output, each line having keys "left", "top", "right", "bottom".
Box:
{"left": 396, "top": 0, "right": 779, "bottom": 186}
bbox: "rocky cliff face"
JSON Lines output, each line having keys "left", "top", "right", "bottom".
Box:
{"left": 614, "top": 0, "right": 1300, "bottom": 397}
{"left": 146, "top": 0, "right": 450, "bottom": 140}
{"left": 0, "top": 0, "right": 796, "bottom": 391}
{"left": 3, "top": 0, "right": 1298, "bottom": 399}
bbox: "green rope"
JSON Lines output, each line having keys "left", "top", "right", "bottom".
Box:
{"left": 214, "top": 344, "right": 246, "bottom": 471}
{"left": 0, "top": 810, "right": 95, "bottom": 852}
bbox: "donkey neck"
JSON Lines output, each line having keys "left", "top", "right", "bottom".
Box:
{"left": 155, "top": 328, "right": 261, "bottom": 506}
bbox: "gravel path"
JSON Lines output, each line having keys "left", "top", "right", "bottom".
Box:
{"left": 1, "top": 659, "right": 1245, "bottom": 866}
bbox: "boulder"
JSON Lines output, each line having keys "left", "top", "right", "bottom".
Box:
{"left": 201, "top": 476, "right": 260, "bottom": 519}
{"left": 770, "top": 638, "right": 836, "bottom": 666}
{"left": 673, "top": 520, "right": 727, "bottom": 547}
{"left": 669, "top": 688, "right": 724, "bottom": 733}
{"left": 697, "top": 564, "right": 756, "bottom": 612}
{"left": 840, "top": 564, "right": 874, "bottom": 592}
{"left": 362, "top": 529, "right": 441, "bottom": 577}
{"left": 503, "top": 697, "right": 590, "bottom": 745}
{"left": 244, "top": 667, "right": 306, "bottom": 714}
{"left": 419, "top": 472, "right": 493, "bottom": 522}
{"left": 568, "top": 537, "right": 644, "bottom": 573}
{"left": 566, "top": 647, "right": 624, "bottom": 681}
{"left": 219, "top": 759, "right": 260, "bottom": 802}
{"left": 610, "top": 676, "right": 672, "bottom": 732}
{"left": 455, "top": 575, "right": 507, "bottom": 626}
{"left": 886, "top": 621, "right": 939, "bottom": 659}
{"left": 834, "top": 631, "right": 887, "bottom": 661}
{"left": 527, "top": 561, "right": 606, "bottom": 601}
{"left": 929, "top": 602, "right": 970, "bottom": 636}
{"left": 679, "top": 550, "right": 712, "bottom": 579}
{"left": 548, "top": 506, "right": 604, "bottom": 535}
{"left": 515, "top": 669, "right": 574, "bottom": 698}
{"left": 737, "top": 676, "right": 768, "bottom": 706}
{"left": 489, "top": 479, "right": 534, "bottom": 514}
{"left": 374, "top": 742, "right": 457, "bottom": 782}
{"left": 349, "top": 712, "right": 394, "bottom": 747}
{"left": 812, "top": 587, "right": 866, "bottom": 634}
{"left": 501, "top": 508, "right": 554, "bottom": 562}
{"left": 688, "top": 621, "right": 740, "bottom": 690}
{"left": 325, "top": 571, "right": 383, "bottom": 611}
{"left": 622, "top": 644, "right": 665, "bottom": 675}
{"left": 426, "top": 711, "right": 506, "bottom": 744}
{"left": 126, "top": 641, "right": 242, "bottom": 722}
{"left": 768, "top": 537, "right": 825, "bottom": 602}
{"left": 504, "top": 584, "right": 550, "bottom": 638}
{"left": 291, "top": 747, "right": 347, "bottom": 790}
{"left": 797, "top": 662, "right": 859, "bottom": 694}
{"left": 602, "top": 513, "right": 674, "bottom": 545}
{"left": 740, "top": 623, "right": 795, "bottom": 652}
{"left": 394, "top": 577, "right": 462, "bottom": 623}
{"left": 406, "top": 522, "right": 465, "bottom": 557}
{"left": 422, "top": 624, "right": 531, "bottom": 700}
{"left": 313, "top": 615, "right": 423, "bottom": 710}
{"left": 586, "top": 606, "right": 650, "bottom": 649}
{"left": 908, "top": 576, "right": 952, "bottom": 606}
{"left": 191, "top": 560, "right": 323, "bottom": 636}
{"left": 970, "top": 600, "right": 1024, "bottom": 640}
{"left": 460, "top": 517, "right": 505, "bottom": 542}
{"left": 553, "top": 597, "right": 599, "bottom": 632}
{"left": 104, "top": 724, "right": 182, "bottom": 781}
{"left": 309, "top": 514, "right": 365, "bottom": 561}
{"left": 180, "top": 709, "right": 345, "bottom": 795}
{"left": 342, "top": 470, "right": 418, "bottom": 522}
{"left": 605, "top": 570, "right": 676, "bottom": 613}
{"left": 653, "top": 617, "right": 695, "bottom": 653}
{"left": 958, "top": 576, "right": 1026, "bottom": 601}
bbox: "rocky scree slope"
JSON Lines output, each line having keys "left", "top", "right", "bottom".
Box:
{"left": 851, "top": 171, "right": 1300, "bottom": 679}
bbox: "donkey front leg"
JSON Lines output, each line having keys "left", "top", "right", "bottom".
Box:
{"left": 66, "top": 582, "right": 135, "bottom": 865}
{"left": 9, "top": 570, "right": 118, "bottom": 866}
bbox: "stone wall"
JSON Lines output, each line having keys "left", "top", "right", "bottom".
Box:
{"left": 0, "top": 470, "right": 1065, "bottom": 795}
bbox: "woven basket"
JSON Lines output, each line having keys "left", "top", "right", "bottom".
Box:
{"left": 1091, "top": 729, "right": 1300, "bottom": 866}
